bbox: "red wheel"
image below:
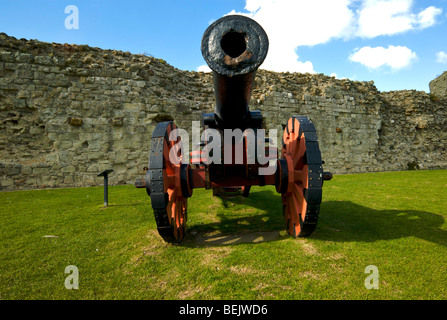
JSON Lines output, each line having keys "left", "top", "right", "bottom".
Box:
{"left": 281, "top": 116, "right": 323, "bottom": 237}
{"left": 146, "top": 121, "right": 191, "bottom": 243}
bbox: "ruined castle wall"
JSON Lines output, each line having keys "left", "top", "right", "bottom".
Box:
{"left": 378, "top": 90, "right": 447, "bottom": 171}
{"left": 0, "top": 33, "right": 446, "bottom": 190}
{"left": 0, "top": 33, "right": 215, "bottom": 190}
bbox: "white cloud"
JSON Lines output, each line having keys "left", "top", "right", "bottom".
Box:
{"left": 197, "top": 65, "right": 211, "bottom": 72}
{"left": 356, "top": 1, "right": 443, "bottom": 38}
{"left": 245, "top": 0, "right": 262, "bottom": 12}
{"left": 349, "top": 45, "right": 417, "bottom": 70}
{"left": 415, "top": 6, "right": 443, "bottom": 29}
{"left": 356, "top": 0, "right": 413, "bottom": 37}
{"left": 436, "top": 51, "right": 447, "bottom": 64}
{"left": 200, "top": 1, "right": 441, "bottom": 74}
{"left": 228, "top": 0, "right": 355, "bottom": 73}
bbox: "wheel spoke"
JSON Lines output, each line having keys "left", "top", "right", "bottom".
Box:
{"left": 293, "top": 134, "right": 306, "bottom": 169}
{"left": 287, "top": 196, "right": 295, "bottom": 235}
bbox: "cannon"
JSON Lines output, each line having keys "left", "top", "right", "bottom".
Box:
{"left": 145, "top": 15, "right": 331, "bottom": 243}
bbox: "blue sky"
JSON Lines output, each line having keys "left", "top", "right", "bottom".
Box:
{"left": 1, "top": 0, "right": 446, "bottom": 92}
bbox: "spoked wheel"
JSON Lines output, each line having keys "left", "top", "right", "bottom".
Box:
{"left": 146, "top": 121, "right": 192, "bottom": 243}
{"left": 279, "top": 116, "right": 323, "bottom": 237}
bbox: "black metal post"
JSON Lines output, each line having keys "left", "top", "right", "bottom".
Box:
{"left": 98, "top": 169, "right": 113, "bottom": 207}
{"left": 104, "top": 173, "right": 108, "bottom": 206}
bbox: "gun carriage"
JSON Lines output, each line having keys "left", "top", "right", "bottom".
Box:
{"left": 145, "top": 15, "right": 331, "bottom": 243}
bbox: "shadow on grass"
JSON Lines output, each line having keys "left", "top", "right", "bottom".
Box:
{"left": 184, "top": 190, "right": 447, "bottom": 248}
{"left": 184, "top": 190, "right": 287, "bottom": 247}
{"left": 316, "top": 201, "right": 447, "bottom": 247}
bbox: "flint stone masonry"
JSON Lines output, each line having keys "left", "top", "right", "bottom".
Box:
{"left": 1, "top": 33, "right": 446, "bottom": 190}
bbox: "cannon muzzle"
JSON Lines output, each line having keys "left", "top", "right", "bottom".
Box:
{"left": 201, "top": 15, "right": 269, "bottom": 128}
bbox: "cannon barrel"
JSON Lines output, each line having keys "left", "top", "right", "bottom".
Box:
{"left": 201, "top": 15, "right": 269, "bottom": 128}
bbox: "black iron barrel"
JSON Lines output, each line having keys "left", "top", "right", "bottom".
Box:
{"left": 201, "top": 15, "right": 269, "bottom": 128}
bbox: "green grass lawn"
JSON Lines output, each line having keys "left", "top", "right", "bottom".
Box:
{"left": 1, "top": 170, "right": 446, "bottom": 300}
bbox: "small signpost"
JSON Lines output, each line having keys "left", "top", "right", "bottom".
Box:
{"left": 97, "top": 169, "right": 113, "bottom": 207}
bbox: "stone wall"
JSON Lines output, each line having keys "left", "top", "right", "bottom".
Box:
{"left": 1, "top": 33, "right": 446, "bottom": 190}
{"left": 378, "top": 90, "right": 447, "bottom": 171}
{"left": 429, "top": 71, "right": 447, "bottom": 97}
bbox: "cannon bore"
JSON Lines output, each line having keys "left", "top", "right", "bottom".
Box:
{"left": 201, "top": 15, "right": 269, "bottom": 129}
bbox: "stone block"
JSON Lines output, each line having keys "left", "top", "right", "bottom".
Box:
{"left": 67, "top": 117, "right": 83, "bottom": 126}
{"left": 87, "top": 164, "right": 99, "bottom": 172}
{"left": 112, "top": 118, "right": 123, "bottom": 127}
{"left": 134, "top": 80, "right": 146, "bottom": 87}
{"left": 16, "top": 53, "right": 34, "bottom": 63}
{"left": 21, "top": 166, "right": 32, "bottom": 175}
{"left": 88, "top": 152, "right": 103, "bottom": 160}
{"left": 59, "top": 175, "right": 72, "bottom": 185}
{"left": 2, "top": 178, "right": 14, "bottom": 187}
{"left": 0, "top": 52, "right": 14, "bottom": 62}
{"left": 17, "top": 69, "right": 33, "bottom": 79}
{"left": 34, "top": 55, "right": 53, "bottom": 66}
{"left": 123, "top": 102, "right": 142, "bottom": 111}
{"left": 29, "top": 126, "right": 43, "bottom": 135}
{"left": 115, "top": 152, "right": 127, "bottom": 163}
{"left": 45, "top": 153, "right": 59, "bottom": 162}
{"left": 55, "top": 140, "right": 73, "bottom": 149}
{"left": 33, "top": 167, "right": 49, "bottom": 175}
{"left": 61, "top": 165, "right": 76, "bottom": 173}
